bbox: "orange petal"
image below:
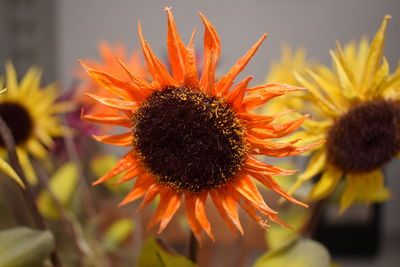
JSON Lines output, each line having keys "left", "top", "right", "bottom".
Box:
{"left": 214, "top": 186, "right": 244, "bottom": 235}
{"left": 86, "top": 93, "right": 138, "bottom": 111}
{"left": 137, "top": 183, "right": 161, "bottom": 211}
{"left": 138, "top": 21, "right": 178, "bottom": 87}
{"left": 116, "top": 58, "right": 153, "bottom": 91}
{"left": 185, "top": 193, "right": 204, "bottom": 244}
{"left": 183, "top": 28, "right": 200, "bottom": 88}
{"left": 80, "top": 60, "right": 146, "bottom": 101}
{"left": 118, "top": 174, "right": 156, "bottom": 206}
{"left": 244, "top": 156, "right": 298, "bottom": 176}
{"left": 148, "top": 188, "right": 182, "bottom": 234}
{"left": 248, "top": 115, "right": 309, "bottom": 139}
{"left": 234, "top": 192, "right": 268, "bottom": 229}
{"left": 92, "top": 132, "right": 132, "bottom": 147}
{"left": 83, "top": 113, "right": 132, "bottom": 128}
{"left": 165, "top": 7, "right": 186, "bottom": 83}
{"left": 199, "top": 12, "right": 220, "bottom": 95}
{"left": 215, "top": 34, "right": 267, "bottom": 95}
{"left": 249, "top": 138, "right": 325, "bottom": 157}
{"left": 195, "top": 192, "right": 215, "bottom": 241}
{"left": 248, "top": 170, "right": 307, "bottom": 208}
{"left": 238, "top": 112, "right": 291, "bottom": 128}
{"left": 233, "top": 175, "right": 277, "bottom": 215}
{"left": 241, "top": 83, "right": 305, "bottom": 111}
{"left": 209, "top": 190, "right": 237, "bottom": 234}
{"left": 92, "top": 152, "right": 137, "bottom": 185}
{"left": 225, "top": 76, "right": 253, "bottom": 111}
{"left": 113, "top": 165, "right": 145, "bottom": 185}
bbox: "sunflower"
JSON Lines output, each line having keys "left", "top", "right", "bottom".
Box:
{"left": 82, "top": 8, "right": 320, "bottom": 242}
{"left": 0, "top": 62, "right": 70, "bottom": 184}
{"left": 288, "top": 15, "right": 399, "bottom": 212}
{"left": 77, "top": 42, "right": 148, "bottom": 115}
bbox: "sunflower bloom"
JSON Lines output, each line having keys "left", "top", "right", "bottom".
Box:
{"left": 0, "top": 63, "right": 71, "bottom": 183}
{"left": 83, "top": 8, "right": 320, "bottom": 242}
{"left": 77, "top": 42, "right": 148, "bottom": 115}
{"left": 288, "top": 15, "right": 399, "bottom": 212}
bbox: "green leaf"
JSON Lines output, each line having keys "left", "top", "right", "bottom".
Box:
{"left": 253, "top": 239, "right": 331, "bottom": 267}
{"left": 138, "top": 238, "right": 197, "bottom": 267}
{"left": 103, "top": 218, "right": 134, "bottom": 251}
{"left": 265, "top": 205, "right": 309, "bottom": 249}
{"left": 37, "top": 162, "right": 78, "bottom": 219}
{"left": 0, "top": 227, "right": 55, "bottom": 267}
{"left": 0, "top": 158, "right": 24, "bottom": 188}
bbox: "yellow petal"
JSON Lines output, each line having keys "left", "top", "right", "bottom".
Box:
{"left": 26, "top": 139, "right": 48, "bottom": 159}
{"left": 368, "top": 57, "right": 389, "bottom": 98}
{"left": 17, "top": 149, "right": 37, "bottom": 185}
{"left": 339, "top": 174, "right": 359, "bottom": 213}
{"left": 288, "top": 149, "right": 327, "bottom": 195}
{"left": 295, "top": 73, "right": 339, "bottom": 116}
{"left": 308, "top": 165, "right": 342, "bottom": 201}
{"left": 360, "top": 15, "right": 391, "bottom": 93}
{"left": 330, "top": 49, "right": 355, "bottom": 100}
{"left": 0, "top": 158, "right": 25, "bottom": 188}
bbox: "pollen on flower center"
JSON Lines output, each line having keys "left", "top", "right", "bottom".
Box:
{"left": 133, "top": 87, "right": 248, "bottom": 192}
{"left": 0, "top": 102, "right": 33, "bottom": 146}
{"left": 327, "top": 99, "right": 400, "bottom": 173}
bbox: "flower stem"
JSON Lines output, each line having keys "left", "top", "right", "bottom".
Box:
{"left": 0, "top": 116, "right": 62, "bottom": 267}
{"left": 188, "top": 231, "right": 198, "bottom": 263}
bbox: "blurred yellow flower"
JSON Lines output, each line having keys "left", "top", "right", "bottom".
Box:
{"left": 0, "top": 63, "right": 72, "bottom": 184}
{"left": 289, "top": 15, "right": 399, "bottom": 212}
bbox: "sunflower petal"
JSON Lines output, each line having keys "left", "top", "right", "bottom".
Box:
{"left": 92, "top": 132, "right": 132, "bottom": 147}
{"left": 86, "top": 93, "right": 138, "bottom": 111}
{"left": 225, "top": 76, "right": 253, "bottom": 111}
{"left": 118, "top": 174, "right": 155, "bottom": 206}
{"left": 80, "top": 61, "right": 146, "bottom": 101}
{"left": 185, "top": 193, "right": 204, "bottom": 244}
{"left": 138, "top": 21, "right": 178, "bottom": 87}
{"left": 165, "top": 7, "right": 186, "bottom": 83}
{"left": 183, "top": 28, "right": 200, "bottom": 89}
{"left": 83, "top": 113, "right": 131, "bottom": 127}
{"left": 195, "top": 192, "right": 215, "bottom": 241}
{"left": 339, "top": 174, "right": 358, "bottom": 214}
{"left": 92, "top": 152, "right": 137, "bottom": 185}
{"left": 308, "top": 166, "right": 342, "bottom": 201}
{"left": 199, "top": 12, "right": 220, "bottom": 95}
{"left": 215, "top": 34, "right": 267, "bottom": 95}
{"left": 148, "top": 189, "right": 181, "bottom": 234}
{"left": 209, "top": 189, "right": 240, "bottom": 234}
{"left": 288, "top": 149, "right": 327, "bottom": 195}
{"left": 360, "top": 15, "right": 391, "bottom": 93}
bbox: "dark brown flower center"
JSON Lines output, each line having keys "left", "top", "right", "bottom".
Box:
{"left": 133, "top": 87, "right": 248, "bottom": 192}
{"left": 326, "top": 99, "right": 400, "bottom": 173}
{"left": 0, "top": 102, "right": 33, "bottom": 146}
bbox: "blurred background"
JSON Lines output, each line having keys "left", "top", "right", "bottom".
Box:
{"left": 0, "top": 0, "right": 399, "bottom": 266}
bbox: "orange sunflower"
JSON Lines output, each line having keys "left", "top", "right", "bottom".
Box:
{"left": 82, "top": 8, "right": 320, "bottom": 242}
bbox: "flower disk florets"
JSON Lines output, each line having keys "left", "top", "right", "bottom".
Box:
{"left": 327, "top": 99, "right": 400, "bottom": 173}
{"left": 133, "top": 87, "right": 248, "bottom": 192}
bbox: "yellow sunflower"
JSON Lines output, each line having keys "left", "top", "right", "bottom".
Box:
{"left": 82, "top": 8, "right": 320, "bottom": 242}
{"left": 0, "top": 62, "right": 71, "bottom": 184}
{"left": 288, "top": 15, "right": 399, "bottom": 212}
